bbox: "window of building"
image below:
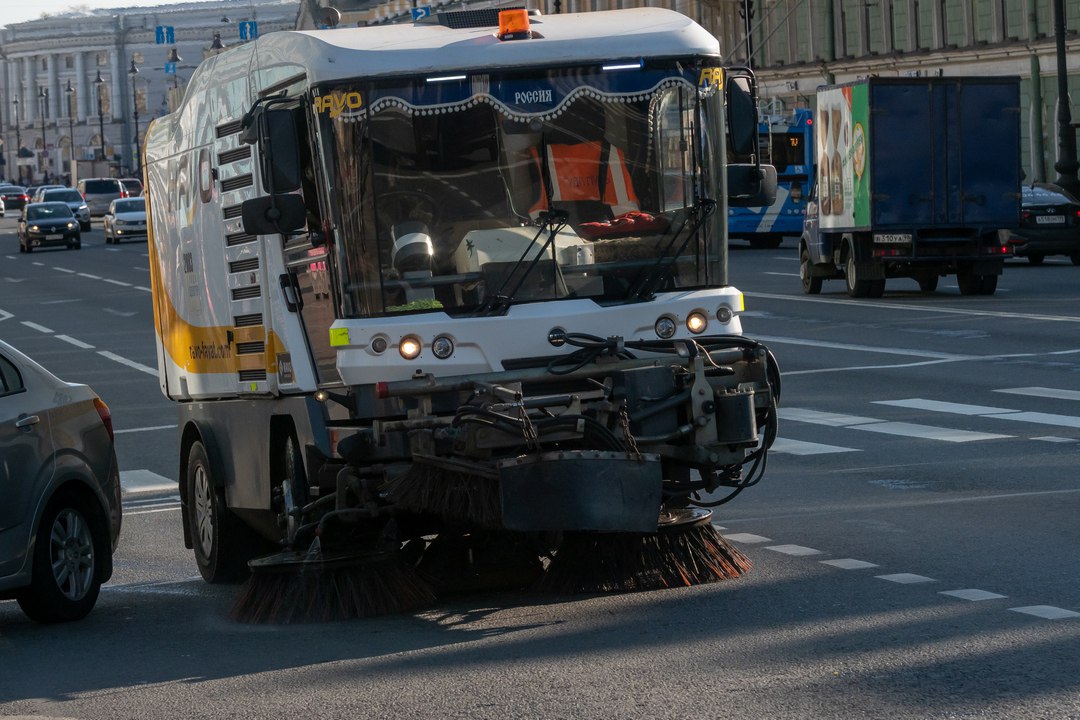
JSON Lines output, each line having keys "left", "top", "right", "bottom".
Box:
{"left": 64, "top": 55, "right": 74, "bottom": 69}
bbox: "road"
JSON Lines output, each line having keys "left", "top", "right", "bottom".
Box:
{"left": 2, "top": 227, "right": 1080, "bottom": 719}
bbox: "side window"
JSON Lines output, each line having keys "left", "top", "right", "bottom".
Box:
{"left": 0, "top": 354, "right": 25, "bottom": 396}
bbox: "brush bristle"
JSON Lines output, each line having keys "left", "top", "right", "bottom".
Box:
{"left": 384, "top": 463, "right": 501, "bottom": 527}
{"left": 230, "top": 557, "right": 436, "bottom": 624}
{"left": 537, "top": 522, "right": 751, "bottom": 594}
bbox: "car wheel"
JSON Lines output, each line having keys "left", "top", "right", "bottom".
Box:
{"left": 799, "top": 248, "right": 822, "bottom": 295}
{"left": 16, "top": 494, "right": 104, "bottom": 623}
{"left": 185, "top": 441, "right": 262, "bottom": 583}
{"left": 1028, "top": 254, "right": 1045, "bottom": 265}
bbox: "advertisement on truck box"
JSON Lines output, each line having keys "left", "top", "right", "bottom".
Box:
{"left": 816, "top": 83, "right": 869, "bottom": 230}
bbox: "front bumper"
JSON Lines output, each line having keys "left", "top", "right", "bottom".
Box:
{"left": 26, "top": 230, "right": 79, "bottom": 247}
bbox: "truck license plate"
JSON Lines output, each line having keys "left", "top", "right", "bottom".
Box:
{"left": 1036, "top": 215, "right": 1065, "bottom": 225}
{"left": 874, "top": 233, "right": 912, "bottom": 244}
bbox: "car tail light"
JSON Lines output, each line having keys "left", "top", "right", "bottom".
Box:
{"left": 93, "top": 397, "right": 114, "bottom": 442}
{"left": 1020, "top": 210, "right": 1032, "bottom": 221}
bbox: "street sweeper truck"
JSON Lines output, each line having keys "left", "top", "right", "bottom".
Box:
{"left": 143, "top": 6, "right": 781, "bottom": 622}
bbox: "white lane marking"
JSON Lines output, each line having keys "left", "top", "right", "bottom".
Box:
{"left": 855, "top": 421, "right": 1010, "bottom": 442}
{"left": 135, "top": 286, "right": 152, "bottom": 292}
{"left": 55, "top": 334, "right": 95, "bottom": 349}
{"left": 134, "top": 267, "right": 151, "bottom": 272}
{"left": 115, "top": 424, "right": 177, "bottom": 434}
{"left": 77, "top": 272, "right": 102, "bottom": 279}
{"left": 766, "top": 544, "right": 823, "bottom": 556}
{"left": 996, "top": 387, "right": 1080, "bottom": 402}
{"left": 821, "top": 559, "right": 879, "bottom": 570}
{"left": 764, "top": 272, "right": 800, "bottom": 277}
{"left": 97, "top": 350, "right": 158, "bottom": 376}
{"left": 104, "top": 278, "right": 132, "bottom": 287}
{"left": 753, "top": 334, "right": 972, "bottom": 360}
{"left": 4, "top": 277, "right": 26, "bottom": 282}
{"left": 103, "top": 308, "right": 137, "bottom": 317}
{"left": 42, "top": 299, "right": 80, "bottom": 304}
{"left": 875, "top": 398, "right": 1014, "bottom": 415}
{"left": 878, "top": 398, "right": 1080, "bottom": 431}
{"left": 940, "top": 589, "right": 1007, "bottom": 602}
{"left": 723, "top": 533, "right": 773, "bottom": 544}
{"left": 20, "top": 320, "right": 54, "bottom": 333}
{"left": 1008, "top": 606, "right": 1080, "bottom": 620}
{"left": 877, "top": 573, "right": 936, "bottom": 584}
{"left": 32, "top": 261, "right": 45, "bottom": 266}
{"left": 747, "top": 291, "right": 1080, "bottom": 323}
{"left": 770, "top": 437, "right": 860, "bottom": 455}
{"left": 3, "top": 255, "right": 15, "bottom": 260}
{"left": 54, "top": 266, "right": 76, "bottom": 273}
{"left": 778, "top": 408, "right": 881, "bottom": 426}
{"left": 1034, "top": 436, "right": 1078, "bottom": 443}
{"left": 0, "top": 309, "right": 13, "bottom": 322}
{"left": 780, "top": 407, "right": 1012, "bottom": 442}
{"left": 120, "top": 469, "right": 176, "bottom": 497}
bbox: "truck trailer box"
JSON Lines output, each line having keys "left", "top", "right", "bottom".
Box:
{"left": 816, "top": 76, "right": 1021, "bottom": 233}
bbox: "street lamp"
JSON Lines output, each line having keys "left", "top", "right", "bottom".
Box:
{"left": 128, "top": 58, "right": 141, "bottom": 177}
{"left": 166, "top": 47, "right": 183, "bottom": 90}
{"left": 37, "top": 87, "right": 48, "bottom": 183}
{"left": 93, "top": 70, "right": 106, "bottom": 163}
{"left": 12, "top": 95, "right": 21, "bottom": 184}
{"left": 65, "top": 80, "right": 76, "bottom": 185}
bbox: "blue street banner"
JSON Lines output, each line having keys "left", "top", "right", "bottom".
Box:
{"left": 239, "top": 21, "right": 259, "bottom": 40}
{"left": 155, "top": 25, "right": 174, "bottom": 44}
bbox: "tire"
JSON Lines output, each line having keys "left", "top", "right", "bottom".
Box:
{"left": 867, "top": 279, "right": 886, "bottom": 298}
{"left": 918, "top": 275, "right": 939, "bottom": 293}
{"left": 1028, "top": 254, "right": 1045, "bottom": 265}
{"left": 185, "top": 441, "right": 257, "bottom": 583}
{"left": 799, "top": 248, "right": 822, "bottom": 295}
{"left": 978, "top": 274, "right": 998, "bottom": 295}
{"left": 275, "top": 433, "right": 308, "bottom": 547}
{"left": 845, "top": 251, "right": 874, "bottom": 298}
{"left": 957, "top": 272, "right": 981, "bottom": 296}
{"left": 16, "top": 495, "right": 104, "bottom": 623}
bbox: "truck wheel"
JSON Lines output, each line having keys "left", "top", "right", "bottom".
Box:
{"left": 845, "top": 253, "right": 873, "bottom": 298}
{"left": 274, "top": 433, "right": 308, "bottom": 547}
{"left": 957, "top": 272, "right": 981, "bottom": 296}
{"left": 799, "top": 249, "right": 822, "bottom": 294}
{"left": 978, "top": 275, "right": 998, "bottom": 295}
{"left": 867, "top": 279, "right": 886, "bottom": 298}
{"left": 185, "top": 441, "right": 258, "bottom": 583}
{"left": 1027, "top": 254, "right": 1045, "bottom": 265}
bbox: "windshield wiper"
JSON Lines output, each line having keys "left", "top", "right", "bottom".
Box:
{"left": 473, "top": 210, "right": 569, "bottom": 316}
{"left": 625, "top": 198, "right": 716, "bottom": 302}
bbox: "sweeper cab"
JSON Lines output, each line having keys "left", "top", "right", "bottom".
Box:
{"left": 142, "top": 6, "right": 781, "bottom": 621}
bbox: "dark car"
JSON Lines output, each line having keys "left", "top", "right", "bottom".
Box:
{"left": 0, "top": 339, "right": 122, "bottom": 622}
{"left": 18, "top": 202, "right": 82, "bottom": 252}
{"left": 0, "top": 185, "right": 30, "bottom": 211}
{"left": 119, "top": 178, "right": 143, "bottom": 197}
{"left": 1007, "top": 183, "right": 1080, "bottom": 265}
{"left": 40, "top": 188, "right": 92, "bottom": 231}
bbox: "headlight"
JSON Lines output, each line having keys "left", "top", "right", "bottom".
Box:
{"left": 116, "top": 220, "right": 128, "bottom": 227}
{"left": 399, "top": 335, "right": 422, "bottom": 360}
{"left": 67, "top": 222, "right": 76, "bottom": 229}
{"left": 654, "top": 316, "right": 677, "bottom": 339}
{"left": 30, "top": 225, "right": 39, "bottom": 232}
{"left": 686, "top": 311, "right": 708, "bottom": 334}
{"left": 431, "top": 335, "right": 454, "bottom": 359}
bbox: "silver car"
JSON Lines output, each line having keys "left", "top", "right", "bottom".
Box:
{"left": 103, "top": 197, "right": 147, "bottom": 244}
{"left": 40, "top": 188, "right": 92, "bottom": 231}
{"left": 77, "top": 177, "right": 127, "bottom": 217}
{"left": 0, "top": 339, "right": 122, "bottom": 622}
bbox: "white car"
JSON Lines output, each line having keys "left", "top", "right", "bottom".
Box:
{"left": 0, "top": 195, "right": 5, "bottom": 217}
{"left": 103, "top": 197, "right": 147, "bottom": 244}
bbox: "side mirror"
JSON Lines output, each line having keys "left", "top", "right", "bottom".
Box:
{"left": 728, "top": 163, "right": 778, "bottom": 207}
{"left": 263, "top": 108, "right": 302, "bottom": 194}
{"left": 726, "top": 74, "right": 758, "bottom": 159}
{"left": 242, "top": 193, "right": 307, "bottom": 235}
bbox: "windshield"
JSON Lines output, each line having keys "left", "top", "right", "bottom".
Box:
{"left": 313, "top": 60, "right": 724, "bottom": 318}
{"left": 27, "top": 204, "right": 73, "bottom": 219}
{"left": 44, "top": 190, "right": 83, "bottom": 202}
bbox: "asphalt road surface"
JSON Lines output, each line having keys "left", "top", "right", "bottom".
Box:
{"left": 2, "top": 226, "right": 1079, "bottom": 719}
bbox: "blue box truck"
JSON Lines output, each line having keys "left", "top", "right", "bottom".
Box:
{"left": 799, "top": 76, "right": 1021, "bottom": 297}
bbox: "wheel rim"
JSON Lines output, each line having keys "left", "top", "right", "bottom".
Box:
{"left": 49, "top": 508, "right": 95, "bottom": 601}
{"left": 846, "top": 254, "right": 857, "bottom": 291}
{"left": 193, "top": 464, "right": 215, "bottom": 558}
{"left": 800, "top": 253, "right": 810, "bottom": 287}
{"left": 281, "top": 437, "right": 300, "bottom": 543}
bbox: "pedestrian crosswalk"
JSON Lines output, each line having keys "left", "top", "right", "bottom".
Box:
{"left": 771, "top": 386, "right": 1080, "bottom": 456}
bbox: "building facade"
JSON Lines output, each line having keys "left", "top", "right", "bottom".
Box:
{"left": 0, "top": 0, "right": 298, "bottom": 185}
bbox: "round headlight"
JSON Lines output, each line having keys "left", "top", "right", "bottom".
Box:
{"left": 716, "top": 305, "right": 733, "bottom": 324}
{"left": 654, "top": 316, "right": 677, "bottom": 339}
{"left": 399, "top": 336, "right": 422, "bottom": 360}
{"left": 432, "top": 335, "right": 454, "bottom": 359}
{"left": 686, "top": 311, "right": 708, "bottom": 334}
{"left": 370, "top": 336, "right": 388, "bottom": 354}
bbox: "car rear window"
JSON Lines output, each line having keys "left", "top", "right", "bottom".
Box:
{"left": 84, "top": 180, "right": 120, "bottom": 194}
{"left": 114, "top": 199, "right": 145, "bottom": 213}
{"left": 44, "top": 190, "right": 83, "bottom": 202}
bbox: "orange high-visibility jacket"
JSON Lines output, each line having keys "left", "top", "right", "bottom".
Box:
{"left": 530, "top": 141, "right": 639, "bottom": 217}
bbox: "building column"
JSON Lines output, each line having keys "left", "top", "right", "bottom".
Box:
{"left": 75, "top": 52, "right": 89, "bottom": 121}
{"left": 47, "top": 54, "right": 59, "bottom": 120}
{"left": 109, "top": 49, "right": 121, "bottom": 121}
{"left": 23, "top": 57, "right": 35, "bottom": 122}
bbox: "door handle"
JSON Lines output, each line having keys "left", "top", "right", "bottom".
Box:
{"left": 15, "top": 414, "right": 40, "bottom": 429}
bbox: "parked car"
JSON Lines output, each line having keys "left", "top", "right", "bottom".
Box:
{"left": 39, "top": 188, "right": 92, "bottom": 231}
{"left": 1006, "top": 183, "right": 1080, "bottom": 265}
{"left": 17, "top": 202, "right": 82, "bottom": 252}
{"left": 0, "top": 185, "right": 30, "bottom": 211}
{"left": 0, "top": 339, "right": 122, "bottom": 623}
{"left": 77, "top": 177, "right": 127, "bottom": 217}
{"left": 119, "top": 178, "right": 143, "bottom": 197}
{"left": 31, "top": 185, "right": 66, "bottom": 202}
{"left": 103, "top": 197, "right": 147, "bottom": 244}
